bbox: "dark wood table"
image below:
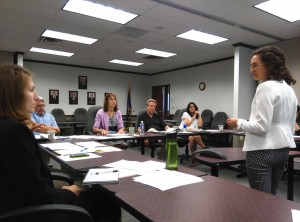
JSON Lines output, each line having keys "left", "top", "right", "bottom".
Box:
{"left": 287, "top": 150, "right": 300, "bottom": 201}
{"left": 66, "top": 150, "right": 207, "bottom": 193}
{"left": 192, "top": 147, "right": 246, "bottom": 177}
{"left": 116, "top": 175, "right": 300, "bottom": 222}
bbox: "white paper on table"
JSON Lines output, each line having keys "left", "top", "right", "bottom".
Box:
{"left": 103, "top": 159, "right": 165, "bottom": 178}
{"left": 292, "top": 209, "right": 300, "bottom": 222}
{"left": 58, "top": 153, "right": 101, "bottom": 162}
{"left": 106, "top": 134, "right": 135, "bottom": 139}
{"left": 103, "top": 159, "right": 143, "bottom": 171}
{"left": 40, "top": 142, "right": 81, "bottom": 151}
{"left": 75, "top": 141, "right": 122, "bottom": 153}
{"left": 76, "top": 141, "right": 107, "bottom": 148}
{"left": 68, "top": 135, "right": 101, "bottom": 139}
{"left": 133, "top": 169, "right": 204, "bottom": 191}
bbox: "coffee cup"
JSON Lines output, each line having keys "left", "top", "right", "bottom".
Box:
{"left": 47, "top": 130, "right": 55, "bottom": 142}
{"left": 218, "top": 125, "right": 224, "bottom": 131}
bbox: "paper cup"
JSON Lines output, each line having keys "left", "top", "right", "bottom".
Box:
{"left": 128, "top": 127, "right": 135, "bottom": 136}
{"left": 47, "top": 130, "right": 55, "bottom": 142}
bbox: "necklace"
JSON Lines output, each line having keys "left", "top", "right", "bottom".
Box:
{"left": 108, "top": 111, "right": 115, "bottom": 118}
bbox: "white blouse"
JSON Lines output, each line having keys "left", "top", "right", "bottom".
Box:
{"left": 237, "top": 80, "right": 298, "bottom": 151}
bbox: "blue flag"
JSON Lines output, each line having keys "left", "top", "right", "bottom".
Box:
{"left": 126, "top": 85, "right": 132, "bottom": 120}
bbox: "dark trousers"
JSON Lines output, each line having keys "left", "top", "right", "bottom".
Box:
{"left": 246, "top": 148, "right": 289, "bottom": 194}
{"left": 73, "top": 187, "right": 121, "bottom": 222}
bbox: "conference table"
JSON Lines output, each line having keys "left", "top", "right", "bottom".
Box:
{"left": 116, "top": 175, "right": 300, "bottom": 222}
{"left": 39, "top": 135, "right": 300, "bottom": 221}
{"left": 192, "top": 147, "right": 246, "bottom": 177}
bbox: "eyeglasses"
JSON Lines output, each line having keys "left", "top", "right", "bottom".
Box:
{"left": 36, "top": 105, "right": 45, "bottom": 108}
{"left": 250, "top": 63, "right": 262, "bottom": 70}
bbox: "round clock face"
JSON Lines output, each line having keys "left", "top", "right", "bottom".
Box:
{"left": 199, "top": 82, "right": 206, "bottom": 91}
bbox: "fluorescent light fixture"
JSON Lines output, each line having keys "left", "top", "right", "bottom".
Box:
{"left": 30, "top": 47, "right": 74, "bottom": 57}
{"left": 63, "top": 0, "right": 138, "bottom": 24}
{"left": 177, "top": 29, "right": 228, "bottom": 45}
{"left": 136, "top": 48, "right": 176, "bottom": 58}
{"left": 110, "top": 59, "right": 143, "bottom": 66}
{"left": 255, "top": 0, "right": 300, "bottom": 22}
{"left": 42, "top": 30, "right": 97, "bottom": 44}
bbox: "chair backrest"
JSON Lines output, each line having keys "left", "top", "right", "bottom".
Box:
{"left": 210, "top": 111, "right": 228, "bottom": 129}
{"left": 86, "top": 106, "right": 102, "bottom": 134}
{"left": 74, "top": 108, "right": 87, "bottom": 122}
{"left": 175, "top": 108, "right": 187, "bottom": 127}
{"left": 201, "top": 109, "right": 214, "bottom": 130}
{"left": 51, "top": 108, "right": 67, "bottom": 122}
{"left": 172, "top": 109, "right": 180, "bottom": 121}
{"left": 136, "top": 110, "right": 147, "bottom": 130}
{"left": 0, "top": 204, "right": 94, "bottom": 222}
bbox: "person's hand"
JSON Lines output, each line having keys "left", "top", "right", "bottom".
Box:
{"left": 62, "top": 185, "right": 82, "bottom": 197}
{"left": 99, "top": 129, "right": 108, "bottom": 135}
{"left": 226, "top": 118, "right": 238, "bottom": 129}
{"left": 31, "top": 123, "right": 45, "bottom": 132}
{"left": 194, "top": 111, "right": 199, "bottom": 119}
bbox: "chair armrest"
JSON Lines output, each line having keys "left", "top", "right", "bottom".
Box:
{"left": 0, "top": 204, "right": 93, "bottom": 222}
{"left": 50, "top": 171, "right": 74, "bottom": 185}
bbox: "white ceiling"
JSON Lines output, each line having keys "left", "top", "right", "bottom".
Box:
{"left": 1, "top": 0, "right": 300, "bottom": 75}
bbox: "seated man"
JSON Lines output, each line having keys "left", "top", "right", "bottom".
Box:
{"left": 31, "top": 96, "right": 60, "bottom": 135}
{"left": 137, "top": 99, "right": 170, "bottom": 160}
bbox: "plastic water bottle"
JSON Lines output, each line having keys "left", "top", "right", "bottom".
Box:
{"left": 166, "top": 131, "right": 178, "bottom": 170}
{"left": 183, "top": 123, "right": 187, "bottom": 132}
{"left": 140, "top": 121, "right": 145, "bottom": 135}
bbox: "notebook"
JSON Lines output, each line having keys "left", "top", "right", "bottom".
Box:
{"left": 82, "top": 168, "right": 119, "bottom": 185}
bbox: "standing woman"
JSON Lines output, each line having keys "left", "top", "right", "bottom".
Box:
{"left": 93, "top": 93, "right": 124, "bottom": 134}
{"left": 0, "top": 65, "right": 121, "bottom": 221}
{"left": 180, "top": 102, "right": 207, "bottom": 166}
{"left": 226, "top": 46, "right": 297, "bottom": 194}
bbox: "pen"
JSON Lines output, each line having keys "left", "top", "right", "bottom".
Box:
{"left": 95, "top": 170, "right": 118, "bottom": 175}
{"left": 80, "top": 147, "right": 88, "bottom": 152}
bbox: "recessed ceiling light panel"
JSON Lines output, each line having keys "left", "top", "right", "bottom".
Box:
{"left": 177, "top": 29, "right": 228, "bottom": 45}
{"left": 30, "top": 47, "right": 74, "bottom": 57}
{"left": 42, "top": 30, "right": 97, "bottom": 44}
{"left": 136, "top": 48, "right": 176, "bottom": 58}
{"left": 255, "top": 0, "right": 300, "bottom": 22}
{"left": 176, "top": 29, "right": 228, "bottom": 45}
{"left": 63, "top": 0, "right": 138, "bottom": 24}
{"left": 110, "top": 59, "right": 143, "bottom": 66}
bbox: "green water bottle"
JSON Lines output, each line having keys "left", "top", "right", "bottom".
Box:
{"left": 166, "top": 131, "right": 178, "bottom": 170}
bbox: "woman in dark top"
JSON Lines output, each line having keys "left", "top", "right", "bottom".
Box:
{"left": 0, "top": 64, "right": 121, "bottom": 222}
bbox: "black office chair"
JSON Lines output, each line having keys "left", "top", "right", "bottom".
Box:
{"left": 201, "top": 109, "right": 213, "bottom": 130}
{"left": 136, "top": 110, "right": 162, "bottom": 158}
{"left": 73, "top": 108, "right": 87, "bottom": 135}
{"left": 0, "top": 204, "right": 93, "bottom": 222}
{"left": 51, "top": 108, "right": 71, "bottom": 135}
{"left": 85, "top": 106, "right": 102, "bottom": 135}
{"left": 208, "top": 111, "right": 230, "bottom": 147}
{"left": 0, "top": 171, "right": 93, "bottom": 222}
{"left": 164, "top": 109, "right": 181, "bottom": 127}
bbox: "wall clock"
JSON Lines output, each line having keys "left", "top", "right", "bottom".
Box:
{"left": 199, "top": 82, "right": 206, "bottom": 91}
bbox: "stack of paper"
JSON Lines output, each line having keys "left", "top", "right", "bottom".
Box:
{"left": 82, "top": 168, "right": 119, "bottom": 185}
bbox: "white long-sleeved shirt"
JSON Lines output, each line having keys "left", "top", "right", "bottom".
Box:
{"left": 237, "top": 80, "right": 297, "bottom": 152}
